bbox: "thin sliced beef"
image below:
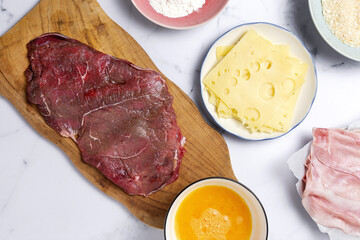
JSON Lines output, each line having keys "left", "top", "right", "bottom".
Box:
{"left": 302, "top": 128, "right": 360, "bottom": 236}
{"left": 26, "top": 33, "right": 185, "bottom": 196}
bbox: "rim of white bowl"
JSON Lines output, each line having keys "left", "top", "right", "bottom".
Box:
{"left": 199, "top": 22, "right": 318, "bottom": 141}
{"left": 163, "top": 177, "right": 269, "bottom": 240}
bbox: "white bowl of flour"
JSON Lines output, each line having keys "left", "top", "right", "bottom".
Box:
{"left": 150, "top": 0, "right": 206, "bottom": 18}
{"left": 131, "top": 0, "right": 229, "bottom": 29}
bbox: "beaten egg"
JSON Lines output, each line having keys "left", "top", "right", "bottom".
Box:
{"left": 174, "top": 185, "right": 252, "bottom": 240}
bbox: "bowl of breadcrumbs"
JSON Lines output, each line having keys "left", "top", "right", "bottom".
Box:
{"left": 309, "top": 0, "right": 360, "bottom": 61}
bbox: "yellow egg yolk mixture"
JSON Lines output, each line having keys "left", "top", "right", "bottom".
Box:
{"left": 174, "top": 185, "right": 252, "bottom": 240}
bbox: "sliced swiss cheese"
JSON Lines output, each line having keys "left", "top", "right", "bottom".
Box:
{"left": 203, "top": 30, "right": 308, "bottom": 133}
{"left": 216, "top": 45, "right": 235, "bottom": 60}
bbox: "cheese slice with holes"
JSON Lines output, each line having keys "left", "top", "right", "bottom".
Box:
{"left": 203, "top": 30, "right": 308, "bottom": 133}
{"left": 216, "top": 44, "right": 291, "bottom": 61}
{"left": 216, "top": 45, "right": 235, "bottom": 60}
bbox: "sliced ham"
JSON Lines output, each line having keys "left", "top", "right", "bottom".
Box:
{"left": 302, "top": 128, "right": 360, "bottom": 236}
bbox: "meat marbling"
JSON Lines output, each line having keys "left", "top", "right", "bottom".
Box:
{"left": 26, "top": 33, "right": 185, "bottom": 196}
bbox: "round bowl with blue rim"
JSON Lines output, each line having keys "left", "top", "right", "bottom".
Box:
{"left": 200, "top": 22, "right": 317, "bottom": 141}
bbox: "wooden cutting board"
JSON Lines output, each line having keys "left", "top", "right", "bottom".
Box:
{"left": 0, "top": 0, "right": 235, "bottom": 229}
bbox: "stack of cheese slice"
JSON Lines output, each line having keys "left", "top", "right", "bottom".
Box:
{"left": 203, "top": 29, "right": 308, "bottom": 133}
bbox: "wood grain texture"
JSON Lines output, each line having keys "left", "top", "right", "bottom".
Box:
{"left": 0, "top": 0, "right": 235, "bottom": 229}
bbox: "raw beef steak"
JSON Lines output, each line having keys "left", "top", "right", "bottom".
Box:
{"left": 26, "top": 33, "right": 185, "bottom": 196}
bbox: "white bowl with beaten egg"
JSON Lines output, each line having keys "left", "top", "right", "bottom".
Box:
{"left": 164, "top": 177, "right": 268, "bottom": 240}
{"left": 200, "top": 22, "right": 317, "bottom": 140}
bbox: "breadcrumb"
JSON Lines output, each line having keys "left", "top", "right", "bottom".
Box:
{"left": 322, "top": 0, "right": 360, "bottom": 47}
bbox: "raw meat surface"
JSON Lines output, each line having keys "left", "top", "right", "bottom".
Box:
{"left": 302, "top": 128, "right": 360, "bottom": 236}
{"left": 26, "top": 33, "right": 185, "bottom": 196}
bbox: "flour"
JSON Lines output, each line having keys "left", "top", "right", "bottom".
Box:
{"left": 149, "top": 0, "right": 206, "bottom": 18}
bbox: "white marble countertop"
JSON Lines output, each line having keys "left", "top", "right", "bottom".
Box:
{"left": 1, "top": 0, "right": 360, "bottom": 239}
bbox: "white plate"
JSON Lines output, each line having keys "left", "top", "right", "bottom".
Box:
{"left": 200, "top": 22, "right": 317, "bottom": 141}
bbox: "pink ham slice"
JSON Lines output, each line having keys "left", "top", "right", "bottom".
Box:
{"left": 302, "top": 128, "right": 360, "bottom": 236}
